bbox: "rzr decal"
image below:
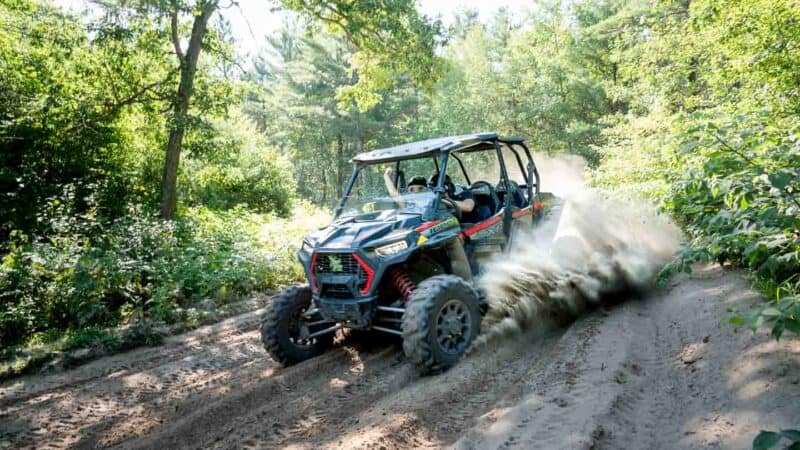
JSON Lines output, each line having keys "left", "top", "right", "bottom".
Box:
{"left": 419, "top": 217, "right": 459, "bottom": 238}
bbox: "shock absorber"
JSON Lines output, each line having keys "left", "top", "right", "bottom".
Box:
{"left": 388, "top": 267, "right": 416, "bottom": 301}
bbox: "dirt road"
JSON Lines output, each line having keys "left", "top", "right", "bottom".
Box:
{"left": 1, "top": 264, "right": 798, "bottom": 449}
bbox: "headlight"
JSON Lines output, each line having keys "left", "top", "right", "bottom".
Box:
{"left": 374, "top": 240, "right": 408, "bottom": 256}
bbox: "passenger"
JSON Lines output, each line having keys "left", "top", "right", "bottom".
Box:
{"left": 406, "top": 176, "right": 428, "bottom": 193}
{"left": 383, "top": 168, "right": 427, "bottom": 203}
{"left": 383, "top": 167, "right": 402, "bottom": 198}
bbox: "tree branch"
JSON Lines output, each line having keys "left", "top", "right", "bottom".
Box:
{"left": 712, "top": 132, "right": 758, "bottom": 167}
{"left": 171, "top": 6, "right": 184, "bottom": 63}
{"left": 65, "top": 69, "right": 178, "bottom": 134}
{"left": 205, "top": 44, "right": 248, "bottom": 77}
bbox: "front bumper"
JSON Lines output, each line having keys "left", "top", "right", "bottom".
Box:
{"left": 315, "top": 296, "right": 376, "bottom": 327}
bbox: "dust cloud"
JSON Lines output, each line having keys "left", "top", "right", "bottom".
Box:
{"left": 475, "top": 157, "right": 681, "bottom": 343}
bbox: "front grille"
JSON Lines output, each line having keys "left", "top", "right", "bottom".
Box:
{"left": 314, "top": 253, "right": 369, "bottom": 296}
{"left": 315, "top": 253, "right": 360, "bottom": 274}
{"left": 321, "top": 284, "right": 352, "bottom": 299}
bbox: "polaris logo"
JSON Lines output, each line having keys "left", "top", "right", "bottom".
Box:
{"left": 328, "top": 256, "right": 343, "bottom": 272}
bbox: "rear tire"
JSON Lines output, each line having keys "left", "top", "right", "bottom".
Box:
{"left": 402, "top": 275, "right": 481, "bottom": 375}
{"left": 261, "top": 286, "right": 334, "bottom": 366}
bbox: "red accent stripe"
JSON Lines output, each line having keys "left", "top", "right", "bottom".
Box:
{"left": 352, "top": 253, "right": 375, "bottom": 295}
{"left": 512, "top": 207, "right": 532, "bottom": 218}
{"left": 533, "top": 202, "right": 545, "bottom": 210}
{"left": 415, "top": 220, "right": 442, "bottom": 232}
{"left": 462, "top": 214, "right": 502, "bottom": 237}
{"left": 309, "top": 252, "right": 318, "bottom": 292}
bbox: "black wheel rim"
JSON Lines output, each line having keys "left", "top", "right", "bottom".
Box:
{"left": 287, "top": 306, "right": 321, "bottom": 348}
{"left": 435, "top": 299, "right": 472, "bottom": 354}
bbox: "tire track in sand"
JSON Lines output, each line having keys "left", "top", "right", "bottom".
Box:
{"left": 2, "top": 266, "right": 798, "bottom": 450}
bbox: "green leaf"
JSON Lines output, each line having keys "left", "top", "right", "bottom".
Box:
{"left": 729, "top": 316, "right": 745, "bottom": 325}
{"left": 784, "top": 319, "right": 800, "bottom": 334}
{"left": 761, "top": 307, "right": 782, "bottom": 317}
{"left": 768, "top": 172, "right": 792, "bottom": 190}
{"left": 739, "top": 195, "right": 750, "bottom": 209}
{"left": 780, "top": 430, "right": 800, "bottom": 442}
{"left": 753, "top": 431, "right": 781, "bottom": 450}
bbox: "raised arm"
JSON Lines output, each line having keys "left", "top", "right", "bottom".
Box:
{"left": 383, "top": 167, "right": 403, "bottom": 204}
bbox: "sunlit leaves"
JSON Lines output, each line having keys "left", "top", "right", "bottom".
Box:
{"left": 280, "top": 0, "right": 444, "bottom": 111}
{"left": 666, "top": 111, "right": 800, "bottom": 338}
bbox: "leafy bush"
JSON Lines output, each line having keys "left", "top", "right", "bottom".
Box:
{"left": 588, "top": 0, "right": 800, "bottom": 342}
{"left": 593, "top": 109, "right": 799, "bottom": 340}
{"left": 0, "top": 0, "right": 176, "bottom": 240}
{"left": 662, "top": 111, "right": 800, "bottom": 339}
{"left": 182, "top": 113, "right": 295, "bottom": 216}
{"left": 0, "top": 197, "right": 329, "bottom": 347}
{"left": 589, "top": 109, "right": 675, "bottom": 201}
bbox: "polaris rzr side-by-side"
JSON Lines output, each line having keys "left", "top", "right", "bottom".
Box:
{"left": 261, "top": 132, "right": 550, "bottom": 374}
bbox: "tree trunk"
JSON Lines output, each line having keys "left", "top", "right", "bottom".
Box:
{"left": 611, "top": 62, "right": 618, "bottom": 85}
{"left": 160, "top": 1, "right": 217, "bottom": 219}
{"left": 335, "top": 134, "right": 344, "bottom": 199}
{"left": 321, "top": 166, "right": 328, "bottom": 206}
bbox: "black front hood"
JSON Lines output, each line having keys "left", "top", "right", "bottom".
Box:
{"left": 309, "top": 210, "right": 424, "bottom": 250}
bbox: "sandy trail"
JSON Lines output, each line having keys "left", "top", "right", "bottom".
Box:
{"left": 1, "top": 264, "right": 798, "bottom": 449}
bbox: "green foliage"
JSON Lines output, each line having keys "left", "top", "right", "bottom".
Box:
{"left": 663, "top": 112, "right": 800, "bottom": 338}
{"left": 589, "top": 110, "right": 676, "bottom": 200}
{"left": 244, "top": 31, "right": 425, "bottom": 206}
{"left": 690, "top": 0, "right": 800, "bottom": 114}
{"left": 667, "top": 113, "right": 800, "bottom": 275}
{"left": 281, "top": 0, "right": 444, "bottom": 111}
{"left": 0, "top": 198, "right": 328, "bottom": 347}
{"left": 182, "top": 114, "right": 295, "bottom": 215}
{"left": 753, "top": 429, "right": 800, "bottom": 450}
{"left": 412, "top": 10, "right": 609, "bottom": 165}
{"left": 0, "top": 0, "right": 144, "bottom": 239}
{"left": 587, "top": 0, "right": 800, "bottom": 339}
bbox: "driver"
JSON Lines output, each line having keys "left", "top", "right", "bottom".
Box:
{"left": 430, "top": 174, "right": 491, "bottom": 224}
{"left": 429, "top": 173, "right": 489, "bottom": 282}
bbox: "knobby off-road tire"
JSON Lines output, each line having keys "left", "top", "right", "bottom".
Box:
{"left": 261, "top": 286, "right": 333, "bottom": 366}
{"left": 402, "top": 275, "right": 481, "bottom": 375}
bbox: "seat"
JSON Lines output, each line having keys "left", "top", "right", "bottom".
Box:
{"left": 468, "top": 181, "right": 501, "bottom": 216}
{"left": 496, "top": 180, "right": 526, "bottom": 208}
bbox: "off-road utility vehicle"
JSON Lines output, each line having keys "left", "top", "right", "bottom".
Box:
{"left": 261, "top": 133, "right": 547, "bottom": 374}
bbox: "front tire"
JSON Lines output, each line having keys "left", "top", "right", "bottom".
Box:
{"left": 402, "top": 275, "right": 481, "bottom": 375}
{"left": 261, "top": 286, "right": 334, "bottom": 366}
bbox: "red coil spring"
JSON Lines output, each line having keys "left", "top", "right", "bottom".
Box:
{"left": 388, "top": 267, "right": 416, "bottom": 301}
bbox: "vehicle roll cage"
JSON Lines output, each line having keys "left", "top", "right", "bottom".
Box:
{"left": 334, "top": 133, "right": 541, "bottom": 221}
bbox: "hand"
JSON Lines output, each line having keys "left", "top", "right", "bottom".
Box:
{"left": 384, "top": 167, "right": 394, "bottom": 179}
